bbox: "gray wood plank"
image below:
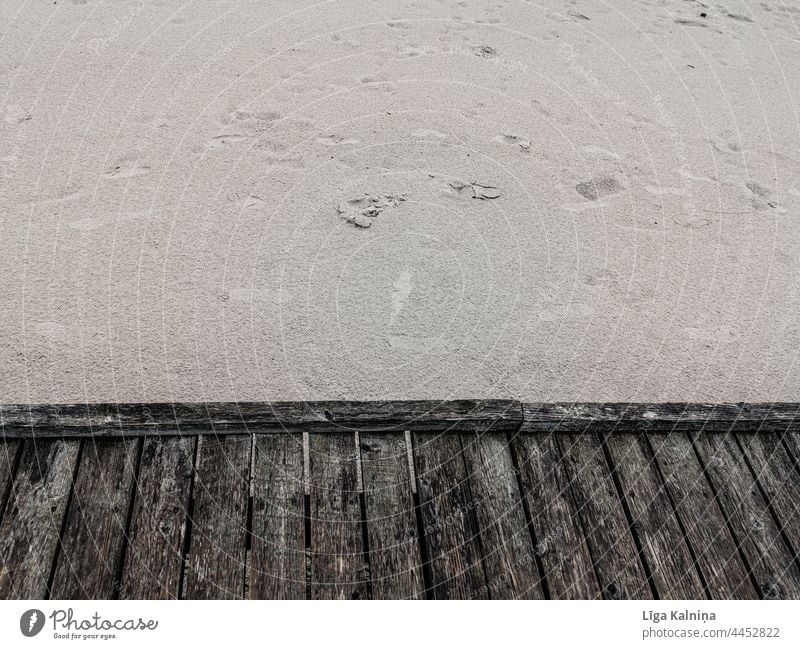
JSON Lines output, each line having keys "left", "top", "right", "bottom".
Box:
{"left": 120, "top": 436, "right": 195, "bottom": 599}
{"left": 736, "top": 432, "right": 800, "bottom": 561}
{"left": 308, "top": 433, "right": 368, "bottom": 599}
{"left": 649, "top": 432, "right": 758, "bottom": 598}
{"left": 692, "top": 432, "right": 800, "bottom": 599}
{"left": 0, "top": 440, "right": 79, "bottom": 598}
{"left": 512, "top": 433, "right": 599, "bottom": 598}
{"left": 248, "top": 434, "right": 306, "bottom": 599}
{"left": 521, "top": 402, "right": 800, "bottom": 433}
{"left": 604, "top": 433, "right": 706, "bottom": 598}
{"left": 50, "top": 439, "right": 139, "bottom": 599}
{"left": 360, "top": 432, "right": 424, "bottom": 599}
{"left": 781, "top": 430, "right": 800, "bottom": 469}
{"left": 1, "top": 399, "right": 522, "bottom": 437}
{"left": 0, "top": 440, "right": 21, "bottom": 518}
{"left": 182, "top": 435, "right": 250, "bottom": 599}
{"left": 557, "top": 433, "right": 652, "bottom": 599}
{"left": 413, "top": 432, "right": 488, "bottom": 600}
{"left": 460, "top": 432, "right": 544, "bottom": 599}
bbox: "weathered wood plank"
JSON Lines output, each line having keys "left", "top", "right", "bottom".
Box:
{"left": 50, "top": 439, "right": 139, "bottom": 599}
{"left": 735, "top": 432, "right": 800, "bottom": 563}
{"left": 120, "top": 436, "right": 195, "bottom": 599}
{"left": 0, "top": 440, "right": 79, "bottom": 598}
{"left": 308, "top": 433, "right": 368, "bottom": 599}
{"left": 521, "top": 403, "right": 800, "bottom": 433}
{"left": 248, "top": 434, "right": 305, "bottom": 599}
{"left": 512, "top": 433, "right": 599, "bottom": 598}
{"left": 780, "top": 429, "right": 800, "bottom": 468}
{"left": 360, "top": 432, "right": 424, "bottom": 599}
{"left": 604, "top": 433, "right": 706, "bottom": 598}
{"left": 0, "top": 440, "right": 21, "bottom": 518}
{"left": 182, "top": 435, "right": 250, "bottom": 599}
{"left": 309, "top": 433, "right": 370, "bottom": 599}
{"left": 0, "top": 400, "right": 522, "bottom": 437}
{"left": 460, "top": 432, "right": 544, "bottom": 599}
{"left": 557, "top": 433, "right": 652, "bottom": 599}
{"left": 413, "top": 432, "right": 488, "bottom": 599}
{"left": 692, "top": 432, "right": 800, "bottom": 599}
{"left": 649, "top": 432, "right": 758, "bottom": 598}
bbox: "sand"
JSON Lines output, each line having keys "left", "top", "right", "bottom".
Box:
{"left": 1, "top": 0, "right": 799, "bottom": 404}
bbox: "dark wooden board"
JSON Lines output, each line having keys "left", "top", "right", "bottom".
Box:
{"left": 182, "top": 435, "right": 250, "bottom": 599}
{"left": 360, "top": 432, "right": 424, "bottom": 599}
{"left": 0, "top": 440, "right": 80, "bottom": 598}
{"left": 0, "top": 400, "right": 522, "bottom": 437}
{"left": 692, "top": 432, "right": 800, "bottom": 599}
{"left": 248, "top": 434, "right": 306, "bottom": 599}
{"left": 511, "top": 433, "right": 599, "bottom": 598}
{"left": 735, "top": 432, "right": 800, "bottom": 563}
{"left": 0, "top": 440, "right": 20, "bottom": 518}
{"left": 604, "top": 434, "right": 706, "bottom": 598}
{"left": 50, "top": 439, "right": 139, "bottom": 599}
{"left": 460, "top": 432, "right": 544, "bottom": 599}
{"left": 780, "top": 429, "right": 800, "bottom": 468}
{"left": 649, "top": 432, "right": 758, "bottom": 598}
{"left": 308, "top": 433, "right": 368, "bottom": 599}
{"left": 521, "top": 403, "right": 800, "bottom": 433}
{"left": 557, "top": 433, "right": 652, "bottom": 599}
{"left": 413, "top": 432, "right": 488, "bottom": 599}
{"left": 120, "top": 436, "right": 195, "bottom": 599}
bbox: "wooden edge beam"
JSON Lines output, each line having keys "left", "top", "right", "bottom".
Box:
{"left": 520, "top": 403, "right": 800, "bottom": 433}
{"left": 0, "top": 400, "right": 523, "bottom": 438}
{"left": 2, "top": 401, "right": 798, "bottom": 439}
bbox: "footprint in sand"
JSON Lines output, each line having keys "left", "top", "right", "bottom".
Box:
{"left": 337, "top": 194, "right": 406, "bottom": 228}
{"left": 495, "top": 134, "right": 531, "bottom": 152}
{"left": 473, "top": 45, "right": 497, "bottom": 58}
{"left": 208, "top": 133, "right": 248, "bottom": 147}
{"left": 449, "top": 180, "right": 500, "bottom": 200}
{"left": 4, "top": 104, "right": 32, "bottom": 124}
{"left": 575, "top": 175, "right": 622, "bottom": 201}
{"left": 227, "top": 193, "right": 266, "bottom": 209}
{"left": 316, "top": 134, "right": 359, "bottom": 146}
{"left": 102, "top": 161, "right": 151, "bottom": 179}
{"left": 745, "top": 181, "right": 783, "bottom": 211}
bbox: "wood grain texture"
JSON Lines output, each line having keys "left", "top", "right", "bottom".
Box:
{"left": 182, "top": 435, "right": 250, "bottom": 599}
{"left": 308, "top": 433, "right": 369, "bottom": 599}
{"left": 120, "top": 436, "right": 195, "bottom": 599}
{"left": 735, "top": 432, "right": 800, "bottom": 562}
{"left": 557, "top": 433, "right": 652, "bottom": 599}
{"left": 511, "top": 433, "right": 599, "bottom": 598}
{"left": 648, "top": 432, "right": 758, "bottom": 598}
{"left": 248, "top": 434, "right": 306, "bottom": 599}
{"left": 460, "top": 432, "right": 544, "bottom": 599}
{"left": 692, "top": 432, "right": 800, "bottom": 599}
{"left": 0, "top": 440, "right": 20, "bottom": 518}
{"left": 0, "top": 440, "right": 79, "bottom": 598}
{"left": 50, "top": 439, "right": 139, "bottom": 599}
{"left": 521, "top": 403, "right": 800, "bottom": 433}
{"left": 604, "top": 434, "right": 706, "bottom": 598}
{"left": 413, "top": 432, "right": 488, "bottom": 600}
{"left": 360, "top": 433, "right": 424, "bottom": 599}
{"left": 0, "top": 400, "right": 522, "bottom": 437}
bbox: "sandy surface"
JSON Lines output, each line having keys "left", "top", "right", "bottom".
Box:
{"left": 1, "top": 0, "right": 799, "bottom": 404}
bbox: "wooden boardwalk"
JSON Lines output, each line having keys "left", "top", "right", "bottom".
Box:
{"left": 1, "top": 401, "right": 799, "bottom": 599}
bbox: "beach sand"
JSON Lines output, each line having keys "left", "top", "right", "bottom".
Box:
{"left": 1, "top": 0, "right": 799, "bottom": 404}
